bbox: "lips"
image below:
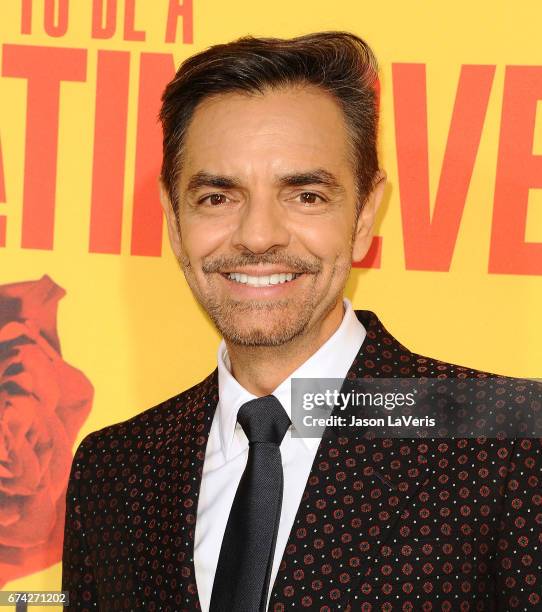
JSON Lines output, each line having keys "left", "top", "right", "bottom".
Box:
{"left": 225, "top": 272, "right": 302, "bottom": 287}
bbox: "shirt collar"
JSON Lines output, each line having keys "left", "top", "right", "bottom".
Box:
{"left": 216, "top": 298, "right": 366, "bottom": 460}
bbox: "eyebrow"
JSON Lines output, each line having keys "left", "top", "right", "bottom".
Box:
{"left": 186, "top": 171, "right": 242, "bottom": 192}
{"left": 277, "top": 169, "right": 343, "bottom": 191}
{"left": 185, "top": 169, "right": 344, "bottom": 194}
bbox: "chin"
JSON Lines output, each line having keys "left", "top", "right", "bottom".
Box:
{"left": 213, "top": 310, "right": 310, "bottom": 347}
{"left": 221, "top": 327, "right": 303, "bottom": 347}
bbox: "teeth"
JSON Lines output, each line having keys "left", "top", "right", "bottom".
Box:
{"left": 227, "top": 272, "right": 299, "bottom": 286}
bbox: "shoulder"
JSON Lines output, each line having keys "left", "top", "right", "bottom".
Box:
{"left": 71, "top": 368, "right": 218, "bottom": 464}
{"left": 356, "top": 308, "right": 540, "bottom": 385}
{"left": 404, "top": 337, "right": 541, "bottom": 420}
{"left": 355, "top": 309, "right": 541, "bottom": 437}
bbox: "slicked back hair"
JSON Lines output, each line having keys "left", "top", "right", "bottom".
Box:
{"left": 159, "top": 31, "right": 380, "bottom": 217}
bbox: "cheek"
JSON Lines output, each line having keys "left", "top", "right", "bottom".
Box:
{"left": 180, "top": 217, "right": 233, "bottom": 263}
{"left": 293, "top": 217, "right": 353, "bottom": 262}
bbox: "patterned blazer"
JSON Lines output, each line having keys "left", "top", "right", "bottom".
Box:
{"left": 62, "top": 310, "right": 542, "bottom": 611}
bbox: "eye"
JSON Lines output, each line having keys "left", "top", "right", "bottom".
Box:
{"left": 296, "top": 192, "right": 325, "bottom": 205}
{"left": 200, "top": 193, "right": 230, "bottom": 206}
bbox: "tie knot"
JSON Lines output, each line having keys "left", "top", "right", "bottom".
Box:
{"left": 237, "top": 395, "right": 291, "bottom": 445}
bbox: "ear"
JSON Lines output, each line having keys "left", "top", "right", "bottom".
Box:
{"left": 159, "top": 178, "right": 183, "bottom": 257}
{"left": 352, "top": 170, "right": 387, "bottom": 263}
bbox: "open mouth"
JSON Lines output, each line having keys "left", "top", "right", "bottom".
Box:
{"left": 222, "top": 272, "right": 303, "bottom": 287}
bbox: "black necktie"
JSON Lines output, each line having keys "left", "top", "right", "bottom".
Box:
{"left": 209, "top": 395, "right": 291, "bottom": 612}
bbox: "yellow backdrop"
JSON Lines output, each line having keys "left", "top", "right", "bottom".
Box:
{"left": 1, "top": 0, "right": 541, "bottom": 605}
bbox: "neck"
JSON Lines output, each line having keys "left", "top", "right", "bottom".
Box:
{"left": 225, "top": 299, "right": 345, "bottom": 396}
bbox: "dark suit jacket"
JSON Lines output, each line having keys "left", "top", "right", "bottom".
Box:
{"left": 62, "top": 310, "right": 542, "bottom": 611}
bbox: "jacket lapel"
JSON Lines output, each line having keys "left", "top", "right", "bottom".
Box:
{"left": 268, "top": 310, "right": 437, "bottom": 610}
{"left": 160, "top": 368, "right": 218, "bottom": 611}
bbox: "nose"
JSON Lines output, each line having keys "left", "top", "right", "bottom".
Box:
{"left": 231, "top": 192, "right": 290, "bottom": 254}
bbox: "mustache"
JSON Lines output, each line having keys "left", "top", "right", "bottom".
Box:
{"left": 201, "top": 253, "right": 322, "bottom": 274}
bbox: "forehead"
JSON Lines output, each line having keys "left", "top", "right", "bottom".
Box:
{"left": 180, "top": 85, "right": 353, "bottom": 181}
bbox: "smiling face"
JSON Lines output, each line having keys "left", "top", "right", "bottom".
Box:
{"left": 161, "top": 85, "right": 385, "bottom": 347}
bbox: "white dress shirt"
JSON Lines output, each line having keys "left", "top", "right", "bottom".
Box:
{"left": 193, "top": 298, "right": 366, "bottom": 611}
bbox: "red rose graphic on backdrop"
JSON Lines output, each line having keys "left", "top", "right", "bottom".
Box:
{"left": 0, "top": 275, "right": 93, "bottom": 586}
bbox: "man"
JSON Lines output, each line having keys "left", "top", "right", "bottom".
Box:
{"left": 62, "top": 32, "right": 542, "bottom": 611}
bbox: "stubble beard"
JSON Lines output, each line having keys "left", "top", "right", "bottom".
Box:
{"left": 204, "top": 294, "right": 316, "bottom": 347}
{"left": 178, "top": 262, "right": 320, "bottom": 347}
{"left": 177, "top": 251, "right": 348, "bottom": 348}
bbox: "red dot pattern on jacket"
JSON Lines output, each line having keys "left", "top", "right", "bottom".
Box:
{"left": 62, "top": 310, "right": 542, "bottom": 611}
